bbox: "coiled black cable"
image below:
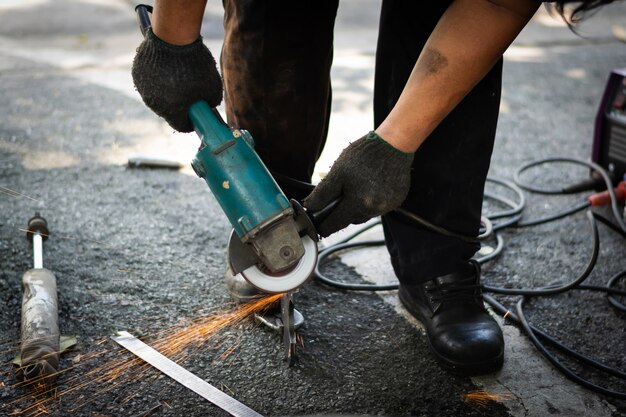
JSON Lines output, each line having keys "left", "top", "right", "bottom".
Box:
{"left": 515, "top": 200, "right": 591, "bottom": 227}
{"left": 314, "top": 222, "right": 391, "bottom": 291}
{"left": 515, "top": 157, "right": 626, "bottom": 231}
{"left": 515, "top": 296, "right": 626, "bottom": 400}
{"left": 309, "top": 156, "right": 626, "bottom": 399}
{"left": 482, "top": 294, "right": 626, "bottom": 399}
{"left": 482, "top": 294, "right": 626, "bottom": 380}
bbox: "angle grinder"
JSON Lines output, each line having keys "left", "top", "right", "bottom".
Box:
{"left": 187, "top": 106, "right": 325, "bottom": 365}
{"left": 190, "top": 102, "right": 320, "bottom": 294}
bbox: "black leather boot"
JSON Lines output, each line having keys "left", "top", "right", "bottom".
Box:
{"left": 398, "top": 261, "right": 503, "bottom": 375}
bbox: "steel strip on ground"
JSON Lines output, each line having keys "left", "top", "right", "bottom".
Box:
{"left": 112, "top": 331, "right": 264, "bottom": 417}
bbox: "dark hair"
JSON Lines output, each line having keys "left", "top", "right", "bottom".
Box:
{"left": 555, "top": 0, "right": 617, "bottom": 23}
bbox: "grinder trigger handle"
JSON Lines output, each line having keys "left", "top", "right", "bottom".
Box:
{"left": 308, "top": 198, "right": 341, "bottom": 235}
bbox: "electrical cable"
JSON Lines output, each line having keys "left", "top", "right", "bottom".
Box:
{"left": 485, "top": 291, "right": 626, "bottom": 398}
{"left": 515, "top": 297, "right": 626, "bottom": 399}
{"left": 606, "top": 268, "right": 626, "bottom": 311}
{"left": 484, "top": 177, "right": 526, "bottom": 219}
{"left": 575, "top": 283, "right": 626, "bottom": 297}
{"left": 515, "top": 157, "right": 626, "bottom": 231}
{"left": 314, "top": 221, "right": 393, "bottom": 291}
{"left": 593, "top": 212, "right": 626, "bottom": 239}
{"left": 306, "top": 156, "right": 626, "bottom": 399}
{"left": 483, "top": 210, "right": 599, "bottom": 296}
{"left": 473, "top": 233, "right": 505, "bottom": 264}
{"left": 393, "top": 208, "right": 490, "bottom": 243}
{"left": 515, "top": 200, "right": 591, "bottom": 227}
{"left": 514, "top": 158, "right": 588, "bottom": 195}
{"left": 313, "top": 178, "right": 524, "bottom": 290}
{"left": 483, "top": 294, "right": 626, "bottom": 380}
{"left": 316, "top": 240, "right": 395, "bottom": 291}
{"left": 483, "top": 192, "right": 521, "bottom": 219}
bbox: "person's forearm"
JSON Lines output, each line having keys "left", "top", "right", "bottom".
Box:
{"left": 152, "top": 0, "right": 208, "bottom": 45}
{"left": 376, "top": 0, "right": 540, "bottom": 153}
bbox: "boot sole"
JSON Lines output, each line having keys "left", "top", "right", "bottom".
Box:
{"left": 398, "top": 287, "right": 503, "bottom": 376}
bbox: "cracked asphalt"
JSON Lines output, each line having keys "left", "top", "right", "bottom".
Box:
{"left": 0, "top": 1, "right": 625, "bottom": 416}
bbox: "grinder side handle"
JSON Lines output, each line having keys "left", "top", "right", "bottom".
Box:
{"left": 135, "top": 4, "right": 153, "bottom": 38}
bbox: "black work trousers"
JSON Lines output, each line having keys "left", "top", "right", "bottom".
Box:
{"left": 221, "top": 0, "right": 502, "bottom": 285}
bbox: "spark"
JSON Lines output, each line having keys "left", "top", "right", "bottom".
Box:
{"left": 115, "top": 268, "right": 142, "bottom": 276}
{"left": 462, "top": 390, "right": 513, "bottom": 408}
{"left": 220, "top": 339, "right": 242, "bottom": 362}
{"left": 18, "top": 228, "right": 109, "bottom": 247}
{"left": 0, "top": 186, "right": 40, "bottom": 202}
{"left": 3, "top": 294, "right": 282, "bottom": 416}
{"left": 219, "top": 383, "right": 235, "bottom": 396}
{"left": 226, "top": 351, "right": 241, "bottom": 368}
{"left": 503, "top": 311, "right": 510, "bottom": 320}
{"left": 150, "top": 294, "right": 281, "bottom": 359}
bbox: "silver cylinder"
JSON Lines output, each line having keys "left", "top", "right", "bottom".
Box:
{"left": 32, "top": 232, "right": 43, "bottom": 269}
{"left": 20, "top": 268, "right": 59, "bottom": 381}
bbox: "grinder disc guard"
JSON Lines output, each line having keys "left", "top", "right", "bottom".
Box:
{"left": 229, "top": 234, "right": 317, "bottom": 293}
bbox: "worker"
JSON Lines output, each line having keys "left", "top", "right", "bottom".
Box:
{"left": 132, "top": 0, "right": 616, "bottom": 375}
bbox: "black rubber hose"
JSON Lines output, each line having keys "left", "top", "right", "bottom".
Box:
{"left": 483, "top": 210, "right": 599, "bottom": 296}
{"left": 394, "top": 207, "right": 487, "bottom": 243}
{"left": 515, "top": 157, "right": 626, "bottom": 232}
{"left": 483, "top": 294, "right": 626, "bottom": 380}
{"left": 474, "top": 234, "right": 505, "bottom": 264}
{"left": 515, "top": 298, "right": 626, "bottom": 399}
{"left": 315, "top": 240, "right": 396, "bottom": 291}
{"left": 484, "top": 177, "right": 526, "bottom": 219}
{"left": 606, "top": 269, "right": 626, "bottom": 311}
{"left": 514, "top": 157, "right": 592, "bottom": 195}
{"left": 310, "top": 161, "right": 625, "bottom": 399}
{"left": 593, "top": 212, "right": 626, "bottom": 239}
{"left": 313, "top": 179, "right": 517, "bottom": 290}
{"left": 515, "top": 200, "right": 591, "bottom": 227}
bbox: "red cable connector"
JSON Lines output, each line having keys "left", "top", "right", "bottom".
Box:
{"left": 587, "top": 181, "right": 626, "bottom": 206}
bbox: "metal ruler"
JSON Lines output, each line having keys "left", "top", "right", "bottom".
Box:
{"left": 112, "top": 331, "right": 264, "bottom": 417}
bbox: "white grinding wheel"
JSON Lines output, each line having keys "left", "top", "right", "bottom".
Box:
{"left": 241, "top": 236, "right": 318, "bottom": 293}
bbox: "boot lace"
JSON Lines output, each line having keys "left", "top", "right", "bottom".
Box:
{"left": 427, "top": 262, "right": 483, "bottom": 304}
{"left": 428, "top": 277, "right": 482, "bottom": 303}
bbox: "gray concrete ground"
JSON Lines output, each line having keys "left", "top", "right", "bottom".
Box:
{"left": 0, "top": 1, "right": 625, "bottom": 416}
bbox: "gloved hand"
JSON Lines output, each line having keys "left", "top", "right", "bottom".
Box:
{"left": 132, "top": 28, "right": 223, "bottom": 132}
{"left": 304, "top": 131, "right": 414, "bottom": 237}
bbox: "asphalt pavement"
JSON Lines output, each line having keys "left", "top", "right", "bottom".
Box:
{"left": 0, "top": 1, "right": 625, "bottom": 416}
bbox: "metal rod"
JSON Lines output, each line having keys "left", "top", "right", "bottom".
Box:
{"left": 33, "top": 232, "right": 43, "bottom": 269}
{"left": 113, "top": 331, "right": 264, "bottom": 417}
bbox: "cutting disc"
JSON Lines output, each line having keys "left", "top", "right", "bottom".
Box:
{"left": 241, "top": 236, "right": 317, "bottom": 293}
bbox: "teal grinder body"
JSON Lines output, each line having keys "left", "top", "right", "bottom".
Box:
{"left": 189, "top": 101, "right": 306, "bottom": 277}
